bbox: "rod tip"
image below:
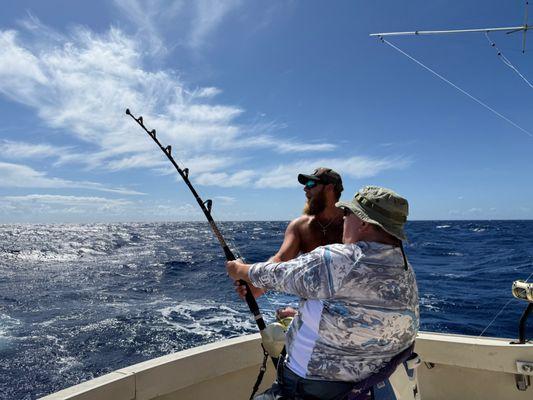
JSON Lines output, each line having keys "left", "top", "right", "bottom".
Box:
{"left": 125, "top": 108, "right": 131, "bottom": 115}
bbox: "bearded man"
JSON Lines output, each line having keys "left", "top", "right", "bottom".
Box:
{"left": 273, "top": 167, "right": 344, "bottom": 260}
{"left": 236, "top": 168, "right": 344, "bottom": 313}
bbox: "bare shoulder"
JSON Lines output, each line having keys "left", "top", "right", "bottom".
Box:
{"left": 287, "top": 215, "right": 313, "bottom": 231}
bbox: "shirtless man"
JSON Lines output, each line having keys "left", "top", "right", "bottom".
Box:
{"left": 237, "top": 168, "right": 344, "bottom": 308}
{"left": 271, "top": 167, "right": 344, "bottom": 261}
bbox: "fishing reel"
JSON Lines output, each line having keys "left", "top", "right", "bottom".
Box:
{"left": 260, "top": 316, "right": 293, "bottom": 358}
{"left": 511, "top": 280, "right": 533, "bottom": 345}
{"left": 512, "top": 280, "right": 533, "bottom": 302}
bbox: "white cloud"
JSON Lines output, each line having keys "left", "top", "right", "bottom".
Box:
{"left": 0, "top": 16, "right": 411, "bottom": 196}
{"left": 0, "top": 22, "right": 246, "bottom": 172}
{"left": 235, "top": 135, "right": 336, "bottom": 154}
{"left": 113, "top": 0, "right": 241, "bottom": 51}
{"left": 187, "top": 155, "right": 411, "bottom": 189}
{"left": 0, "top": 30, "right": 48, "bottom": 103}
{"left": 190, "top": 0, "right": 242, "bottom": 48}
{"left": 0, "top": 194, "right": 133, "bottom": 217}
{"left": 0, "top": 140, "right": 73, "bottom": 160}
{"left": 0, "top": 162, "right": 143, "bottom": 195}
{"left": 254, "top": 156, "right": 412, "bottom": 189}
{"left": 195, "top": 87, "right": 222, "bottom": 98}
{"left": 2, "top": 194, "right": 132, "bottom": 207}
{"left": 214, "top": 196, "right": 236, "bottom": 204}
{"left": 195, "top": 170, "right": 255, "bottom": 187}
{"left": 112, "top": 0, "right": 184, "bottom": 56}
{"left": 106, "top": 153, "right": 167, "bottom": 171}
{"left": 0, "top": 194, "right": 205, "bottom": 221}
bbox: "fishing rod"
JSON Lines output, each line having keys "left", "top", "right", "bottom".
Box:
{"left": 125, "top": 108, "right": 267, "bottom": 333}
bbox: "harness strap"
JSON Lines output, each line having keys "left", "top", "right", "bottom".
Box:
{"left": 249, "top": 344, "right": 270, "bottom": 400}
{"left": 347, "top": 343, "right": 415, "bottom": 400}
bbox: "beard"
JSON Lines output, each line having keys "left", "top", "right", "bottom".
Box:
{"left": 303, "top": 188, "right": 327, "bottom": 215}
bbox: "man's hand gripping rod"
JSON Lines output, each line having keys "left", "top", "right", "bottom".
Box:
{"left": 125, "top": 108, "right": 267, "bottom": 332}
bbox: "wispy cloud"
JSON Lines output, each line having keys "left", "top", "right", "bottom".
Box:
{"left": 235, "top": 135, "right": 336, "bottom": 154}
{"left": 0, "top": 162, "right": 144, "bottom": 195}
{"left": 254, "top": 156, "right": 412, "bottom": 189}
{"left": 195, "top": 170, "right": 256, "bottom": 187}
{"left": 191, "top": 155, "right": 411, "bottom": 189}
{"left": 113, "top": 0, "right": 241, "bottom": 52}
{"left": 112, "top": 0, "right": 184, "bottom": 56}
{"left": 2, "top": 194, "right": 132, "bottom": 208}
{"left": 0, "top": 16, "right": 411, "bottom": 196}
{"left": 214, "top": 196, "right": 236, "bottom": 204}
{"left": 0, "top": 140, "right": 73, "bottom": 161}
{"left": 0, "top": 194, "right": 204, "bottom": 221}
{"left": 0, "top": 20, "right": 336, "bottom": 176}
{"left": 189, "top": 0, "right": 242, "bottom": 48}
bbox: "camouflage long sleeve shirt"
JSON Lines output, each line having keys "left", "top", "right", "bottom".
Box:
{"left": 248, "top": 242, "right": 419, "bottom": 382}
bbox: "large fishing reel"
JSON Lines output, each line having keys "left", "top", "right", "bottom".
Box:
{"left": 513, "top": 280, "right": 533, "bottom": 302}
{"left": 511, "top": 280, "right": 533, "bottom": 344}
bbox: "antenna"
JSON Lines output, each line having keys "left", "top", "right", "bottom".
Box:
{"left": 522, "top": 1, "right": 529, "bottom": 53}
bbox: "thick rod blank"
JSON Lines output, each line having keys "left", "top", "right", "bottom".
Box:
{"left": 370, "top": 26, "right": 527, "bottom": 37}
{"left": 125, "top": 108, "right": 266, "bottom": 332}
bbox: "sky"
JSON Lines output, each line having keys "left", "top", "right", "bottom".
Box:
{"left": 0, "top": 0, "right": 532, "bottom": 223}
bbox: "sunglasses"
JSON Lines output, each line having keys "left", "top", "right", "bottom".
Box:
{"left": 304, "top": 180, "right": 320, "bottom": 189}
{"left": 343, "top": 208, "right": 353, "bottom": 217}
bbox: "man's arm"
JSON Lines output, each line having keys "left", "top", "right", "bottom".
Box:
{"left": 269, "top": 218, "right": 302, "bottom": 262}
{"left": 228, "top": 246, "right": 354, "bottom": 300}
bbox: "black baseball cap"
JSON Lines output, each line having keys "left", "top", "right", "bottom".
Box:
{"left": 298, "top": 167, "right": 343, "bottom": 192}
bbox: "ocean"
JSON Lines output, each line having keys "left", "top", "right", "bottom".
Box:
{"left": 0, "top": 220, "right": 532, "bottom": 399}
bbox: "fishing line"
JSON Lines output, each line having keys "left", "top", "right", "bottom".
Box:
{"left": 477, "top": 269, "right": 533, "bottom": 338}
{"left": 484, "top": 32, "right": 533, "bottom": 88}
{"left": 379, "top": 37, "right": 533, "bottom": 138}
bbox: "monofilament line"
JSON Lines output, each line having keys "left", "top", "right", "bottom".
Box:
{"left": 380, "top": 38, "right": 533, "bottom": 138}
{"left": 477, "top": 269, "right": 533, "bottom": 338}
{"left": 484, "top": 32, "right": 533, "bottom": 89}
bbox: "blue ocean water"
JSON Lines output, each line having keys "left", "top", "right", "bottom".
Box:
{"left": 0, "top": 220, "right": 532, "bottom": 399}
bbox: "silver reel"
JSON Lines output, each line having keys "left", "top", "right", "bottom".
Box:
{"left": 512, "top": 280, "right": 533, "bottom": 302}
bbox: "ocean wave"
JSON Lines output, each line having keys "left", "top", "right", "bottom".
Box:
{"left": 445, "top": 252, "right": 464, "bottom": 257}
{"left": 0, "top": 314, "right": 21, "bottom": 348}
{"left": 2, "top": 220, "right": 533, "bottom": 400}
{"left": 158, "top": 300, "right": 256, "bottom": 338}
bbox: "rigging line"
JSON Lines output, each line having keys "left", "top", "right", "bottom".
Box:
{"left": 379, "top": 37, "right": 533, "bottom": 138}
{"left": 477, "top": 269, "right": 533, "bottom": 338}
{"left": 484, "top": 32, "right": 533, "bottom": 88}
{"left": 477, "top": 298, "right": 515, "bottom": 338}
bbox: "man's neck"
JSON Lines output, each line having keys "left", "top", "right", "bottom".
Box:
{"left": 315, "top": 205, "right": 342, "bottom": 221}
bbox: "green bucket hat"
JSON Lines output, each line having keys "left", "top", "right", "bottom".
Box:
{"left": 336, "top": 185, "right": 409, "bottom": 241}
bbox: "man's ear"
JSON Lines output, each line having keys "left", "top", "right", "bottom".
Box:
{"left": 359, "top": 220, "right": 371, "bottom": 232}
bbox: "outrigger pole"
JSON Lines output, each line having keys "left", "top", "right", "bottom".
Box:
{"left": 125, "top": 109, "right": 267, "bottom": 333}
{"left": 370, "top": 1, "right": 530, "bottom": 53}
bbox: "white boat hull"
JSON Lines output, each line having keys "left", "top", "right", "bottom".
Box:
{"left": 41, "top": 332, "right": 533, "bottom": 400}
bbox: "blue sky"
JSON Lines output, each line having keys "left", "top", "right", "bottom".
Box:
{"left": 0, "top": 0, "right": 531, "bottom": 223}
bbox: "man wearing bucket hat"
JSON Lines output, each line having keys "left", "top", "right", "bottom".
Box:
{"left": 227, "top": 185, "right": 419, "bottom": 400}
